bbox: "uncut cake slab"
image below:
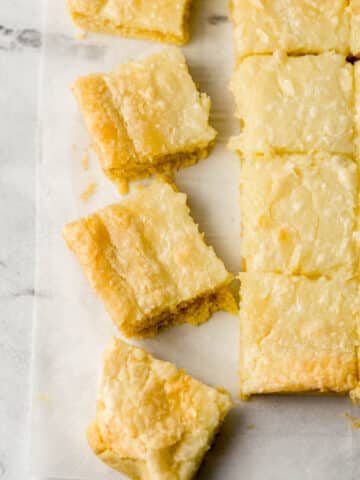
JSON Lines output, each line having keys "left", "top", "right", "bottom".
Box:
{"left": 31, "top": 1, "right": 359, "bottom": 479}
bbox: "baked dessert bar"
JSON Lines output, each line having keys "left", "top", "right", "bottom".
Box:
{"left": 229, "top": 0, "right": 350, "bottom": 59}
{"left": 87, "top": 339, "right": 232, "bottom": 479}
{"left": 351, "top": 0, "right": 360, "bottom": 56}
{"left": 72, "top": 48, "right": 216, "bottom": 184}
{"left": 63, "top": 180, "right": 236, "bottom": 338}
{"left": 239, "top": 273, "right": 360, "bottom": 399}
{"left": 229, "top": 53, "right": 353, "bottom": 156}
{"left": 66, "top": 0, "right": 193, "bottom": 44}
{"left": 240, "top": 153, "right": 358, "bottom": 276}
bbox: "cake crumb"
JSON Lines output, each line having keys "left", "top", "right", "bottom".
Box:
{"left": 81, "top": 181, "right": 96, "bottom": 202}
{"left": 81, "top": 151, "right": 90, "bottom": 170}
{"left": 76, "top": 29, "right": 88, "bottom": 40}
{"left": 35, "top": 391, "right": 53, "bottom": 407}
{"left": 118, "top": 179, "right": 129, "bottom": 195}
{"left": 135, "top": 184, "right": 146, "bottom": 192}
{"left": 344, "top": 413, "right": 360, "bottom": 429}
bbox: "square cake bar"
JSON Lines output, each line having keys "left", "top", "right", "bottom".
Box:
{"left": 63, "top": 180, "right": 236, "bottom": 338}
{"left": 67, "top": 0, "right": 193, "bottom": 44}
{"left": 72, "top": 48, "right": 217, "bottom": 184}
{"left": 87, "top": 338, "right": 232, "bottom": 479}
{"left": 240, "top": 153, "right": 358, "bottom": 276}
{"left": 229, "top": 0, "right": 350, "bottom": 58}
{"left": 239, "top": 273, "right": 360, "bottom": 399}
{"left": 229, "top": 53, "right": 353, "bottom": 156}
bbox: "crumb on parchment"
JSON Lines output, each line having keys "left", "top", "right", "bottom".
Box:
{"left": 81, "top": 181, "right": 96, "bottom": 202}
{"left": 118, "top": 179, "right": 129, "bottom": 195}
{"left": 344, "top": 412, "right": 360, "bottom": 429}
{"left": 81, "top": 151, "right": 90, "bottom": 170}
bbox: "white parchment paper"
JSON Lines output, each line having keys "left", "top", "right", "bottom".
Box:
{"left": 31, "top": 1, "right": 360, "bottom": 478}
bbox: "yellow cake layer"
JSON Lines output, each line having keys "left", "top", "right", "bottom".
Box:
{"left": 229, "top": 0, "right": 350, "bottom": 58}
{"left": 63, "top": 180, "right": 234, "bottom": 338}
{"left": 229, "top": 53, "right": 353, "bottom": 156}
{"left": 67, "top": 0, "right": 193, "bottom": 44}
{"left": 72, "top": 48, "right": 216, "bottom": 183}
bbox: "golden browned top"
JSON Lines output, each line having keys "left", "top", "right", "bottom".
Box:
{"left": 230, "top": 53, "right": 353, "bottom": 155}
{"left": 351, "top": 0, "right": 360, "bottom": 55}
{"left": 239, "top": 273, "right": 360, "bottom": 397}
{"left": 72, "top": 48, "right": 216, "bottom": 175}
{"left": 89, "top": 338, "right": 232, "bottom": 479}
{"left": 106, "top": 48, "right": 216, "bottom": 158}
{"left": 63, "top": 181, "right": 231, "bottom": 335}
{"left": 230, "top": 0, "right": 350, "bottom": 57}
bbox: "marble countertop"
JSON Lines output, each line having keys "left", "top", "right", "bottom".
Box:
{"left": 2, "top": 3, "right": 359, "bottom": 480}
{"left": 0, "top": 1, "right": 41, "bottom": 479}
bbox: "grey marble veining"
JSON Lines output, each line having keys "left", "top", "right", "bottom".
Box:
{"left": 0, "top": 1, "right": 41, "bottom": 479}
{"left": 0, "top": 25, "right": 41, "bottom": 51}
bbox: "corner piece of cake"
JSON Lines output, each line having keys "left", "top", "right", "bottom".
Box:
{"left": 229, "top": 0, "right": 350, "bottom": 58}
{"left": 229, "top": 53, "right": 353, "bottom": 156}
{"left": 72, "top": 48, "right": 217, "bottom": 184}
{"left": 239, "top": 273, "right": 360, "bottom": 401}
{"left": 66, "top": 0, "right": 193, "bottom": 45}
{"left": 87, "top": 338, "right": 233, "bottom": 479}
{"left": 63, "top": 180, "right": 236, "bottom": 338}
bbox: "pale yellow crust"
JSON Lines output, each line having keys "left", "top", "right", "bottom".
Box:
{"left": 229, "top": 0, "right": 350, "bottom": 58}
{"left": 72, "top": 48, "right": 216, "bottom": 183}
{"left": 63, "top": 181, "right": 235, "bottom": 338}
{"left": 239, "top": 273, "right": 360, "bottom": 398}
{"left": 240, "top": 153, "right": 358, "bottom": 276}
{"left": 351, "top": 0, "right": 360, "bottom": 56}
{"left": 87, "top": 339, "right": 233, "bottom": 480}
{"left": 66, "top": 0, "right": 193, "bottom": 45}
{"left": 229, "top": 53, "right": 353, "bottom": 156}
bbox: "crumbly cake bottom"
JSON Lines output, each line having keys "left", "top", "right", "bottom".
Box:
{"left": 123, "top": 285, "right": 237, "bottom": 339}
{"left": 105, "top": 145, "right": 212, "bottom": 185}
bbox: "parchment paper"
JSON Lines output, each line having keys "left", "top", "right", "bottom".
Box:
{"left": 30, "top": 1, "right": 360, "bottom": 478}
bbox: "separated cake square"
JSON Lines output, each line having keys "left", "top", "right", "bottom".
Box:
{"left": 240, "top": 153, "right": 358, "bottom": 276}
{"left": 229, "top": 0, "right": 350, "bottom": 58}
{"left": 66, "top": 0, "right": 193, "bottom": 44}
{"left": 229, "top": 53, "right": 353, "bottom": 156}
{"left": 63, "top": 180, "right": 235, "bottom": 338}
{"left": 239, "top": 273, "right": 360, "bottom": 398}
{"left": 72, "top": 48, "right": 217, "bottom": 184}
{"left": 87, "top": 339, "right": 232, "bottom": 479}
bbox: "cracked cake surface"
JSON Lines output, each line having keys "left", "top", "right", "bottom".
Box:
{"left": 63, "top": 180, "right": 235, "bottom": 338}
{"left": 72, "top": 48, "right": 217, "bottom": 184}
{"left": 87, "top": 338, "right": 232, "bottom": 480}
